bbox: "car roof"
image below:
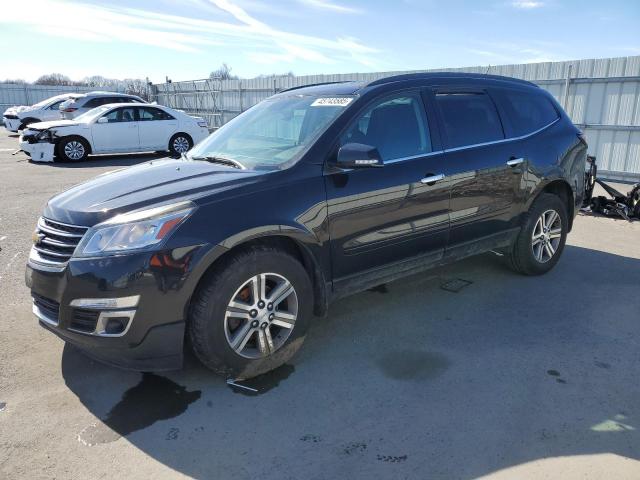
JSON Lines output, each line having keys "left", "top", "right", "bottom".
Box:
{"left": 97, "top": 102, "right": 163, "bottom": 109}
{"left": 69, "top": 91, "right": 142, "bottom": 100}
{"left": 277, "top": 72, "right": 537, "bottom": 96}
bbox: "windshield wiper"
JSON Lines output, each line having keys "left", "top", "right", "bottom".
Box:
{"left": 189, "top": 155, "right": 245, "bottom": 170}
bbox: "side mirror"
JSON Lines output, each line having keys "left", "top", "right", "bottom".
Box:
{"left": 97, "top": 117, "right": 108, "bottom": 124}
{"left": 336, "top": 143, "right": 384, "bottom": 168}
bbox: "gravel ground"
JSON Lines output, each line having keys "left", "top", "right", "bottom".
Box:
{"left": 0, "top": 130, "right": 639, "bottom": 480}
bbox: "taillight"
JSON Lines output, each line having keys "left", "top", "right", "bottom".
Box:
{"left": 62, "top": 107, "right": 77, "bottom": 112}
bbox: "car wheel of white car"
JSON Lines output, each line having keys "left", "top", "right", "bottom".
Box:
{"left": 57, "top": 137, "right": 89, "bottom": 162}
{"left": 169, "top": 133, "right": 192, "bottom": 156}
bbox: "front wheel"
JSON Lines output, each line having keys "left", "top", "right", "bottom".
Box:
{"left": 57, "top": 137, "right": 89, "bottom": 162}
{"left": 188, "top": 246, "right": 313, "bottom": 379}
{"left": 507, "top": 193, "right": 569, "bottom": 275}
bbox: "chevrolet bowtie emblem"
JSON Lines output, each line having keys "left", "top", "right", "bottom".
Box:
{"left": 32, "top": 232, "right": 45, "bottom": 245}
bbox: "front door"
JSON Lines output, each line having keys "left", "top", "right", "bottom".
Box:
{"left": 91, "top": 107, "right": 140, "bottom": 153}
{"left": 432, "top": 89, "right": 525, "bottom": 253}
{"left": 324, "top": 91, "right": 450, "bottom": 285}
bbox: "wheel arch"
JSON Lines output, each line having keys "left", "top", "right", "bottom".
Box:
{"left": 184, "top": 230, "right": 329, "bottom": 325}
{"left": 526, "top": 178, "right": 575, "bottom": 231}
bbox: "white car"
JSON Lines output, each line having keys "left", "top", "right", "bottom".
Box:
{"left": 3, "top": 94, "right": 75, "bottom": 132}
{"left": 19, "top": 103, "right": 210, "bottom": 162}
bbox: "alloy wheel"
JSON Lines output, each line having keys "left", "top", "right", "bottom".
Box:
{"left": 531, "top": 209, "right": 562, "bottom": 263}
{"left": 224, "top": 273, "right": 298, "bottom": 359}
{"left": 64, "top": 141, "right": 85, "bottom": 160}
{"left": 173, "top": 136, "right": 190, "bottom": 153}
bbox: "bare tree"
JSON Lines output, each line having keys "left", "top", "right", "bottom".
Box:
{"left": 34, "top": 73, "right": 78, "bottom": 86}
{"left": 210, "top": 63, "right": 238, "bottom": 80}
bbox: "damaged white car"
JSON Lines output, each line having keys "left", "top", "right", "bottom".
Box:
{"left": 3, "top": 94, "right": 75, "bottom": 132}
{"left": 19, "top": 103, "right": 210, "bottom": 162}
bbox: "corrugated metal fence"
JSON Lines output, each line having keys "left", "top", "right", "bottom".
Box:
{"left": 154, "top": 55, "right": 640, "bottom": 182}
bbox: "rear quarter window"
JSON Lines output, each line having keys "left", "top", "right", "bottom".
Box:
{"left": 435, "top": 92, "right": 504, "bottom": 148}
{"left": 497, "top": 88, "right": 559, "bottom": 137}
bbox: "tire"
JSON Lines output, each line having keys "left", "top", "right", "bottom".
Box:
{"left": 168, "top": 133, "right": 192, "bottom": 156}
{"left": 188, "top": 246, "right": 313, "bottom": 379}
{"left": 507, "top": 193, "right": 569, "bottom": 275}
{"left": 56, "top": 137, "right": 89, "bottom": 162}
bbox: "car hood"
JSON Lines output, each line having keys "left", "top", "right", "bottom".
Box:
{"left": 4, "top": 105, "right": 29, "bottom": 116}
{"left": 44, "top": 158, "right": 264, "bottom": 226}
{"left": 26, "top": 119, "right": 81, "bottom": 131}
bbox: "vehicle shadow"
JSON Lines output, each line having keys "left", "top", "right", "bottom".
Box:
{"left": 46, "top": 152, "right": 173, "bottom": 168}
{"left": 61, "top": 245, "right": 640, "bottom": 479}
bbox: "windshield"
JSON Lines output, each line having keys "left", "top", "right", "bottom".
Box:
{"left": 32, "top": 96, "right": 66, "bottom": 108}
{"left": 187, "top": 95, "right": 354, "bottom": 170}
{"left": 74, "top": 105, "right": 112, "bottom": 122}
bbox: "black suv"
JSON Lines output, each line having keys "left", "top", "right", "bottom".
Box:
{"left": 26, "top": 73, "right": 587, "bottom": 378}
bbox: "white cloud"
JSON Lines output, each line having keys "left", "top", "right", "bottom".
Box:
{"left": 511, "top": 1, "right": 545, "bottom": 8}
{"left": 298, "top": 0, "right": 363, "bottom": 14}
{"left": 0, "top": 0, "right": 379, "bottom": 69}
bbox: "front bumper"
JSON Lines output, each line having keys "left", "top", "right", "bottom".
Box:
{"left": 25, "top": 247, "right": 198, "bottom": 371}
{"left": 3, "top": 116, "right": 21, "bottom": 132}
{"left": 19, "top": 137, "right": 55, "bottom": 162}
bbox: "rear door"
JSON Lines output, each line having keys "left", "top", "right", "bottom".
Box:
{"left": 137, "top": 106, "right": 178, "bottom": 150}
{"left": 91, "top": 107, "right": 140, "bottom": 153}
{"left": 433, "top": 88, "right": 525, "bottom": 253}
{"left": 325, "top": 90, "right": 450, "bottom": 283}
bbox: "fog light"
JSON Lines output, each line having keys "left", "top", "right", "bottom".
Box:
{"left": 105, "top": 317, "right": 129, "bottom": 335}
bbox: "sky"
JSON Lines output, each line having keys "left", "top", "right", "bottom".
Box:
{"left": 1, "top": 0, "right": 639, "bottom": 83}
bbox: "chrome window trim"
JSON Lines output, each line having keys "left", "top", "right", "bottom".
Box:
{"left": 443, "top": 117, "right": 560, "bottom": 153}
{"left": 381, "top": 117, "right": 560, "bottom": 164}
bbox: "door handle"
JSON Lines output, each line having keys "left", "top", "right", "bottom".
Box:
{"left": 506, "top": 157, "right": 524, "bottom": 167}
{"left": 420, "top": 173, "right": 445, "bottom": 185}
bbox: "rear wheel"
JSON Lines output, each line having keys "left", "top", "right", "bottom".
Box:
{"left": 57, "top": 137, "right": 89, "bottom": 162}
{"left": 188, "top": 246, "right": 313, "bottom": 379}
{"left": 168, "top": 133, "right": 192, "bottom": 156}
{"left": 507, "top": 193, "right": 568, "bottom": 275}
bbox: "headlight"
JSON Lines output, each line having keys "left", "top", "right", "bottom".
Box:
{"left": 36, "top": 130, "right": 52, "bottom": 142}
{"left": 76, "top": 201, "right": 195, "bottom": 257}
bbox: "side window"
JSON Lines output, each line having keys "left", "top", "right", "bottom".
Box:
{"left": 499, "top": 89, "right": 559, "bottom": 136}
{"left": 101, "top": 107, "right": 136, "bottom": 123}
{"left": 138, "top": 107, "right": 174, "bottom": 121}
{"left": 341, "top": 93, "right": 431, "bottom": 161}
{"left": 435, "top": 92, "right": 504, "bottom": 148}
{"left": 47, "top": 100, "right": 64, "bottom": 110}
{"left": 83, "top": 98, "right": 102, "bottom": 109}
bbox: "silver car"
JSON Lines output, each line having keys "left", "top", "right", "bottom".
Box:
{"left": 59, "top": 91, "right": 145, "bottom": 119}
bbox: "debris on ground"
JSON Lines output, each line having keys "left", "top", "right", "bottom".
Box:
{"left": 582, "top": 155, "right": 640, "bottom": 221}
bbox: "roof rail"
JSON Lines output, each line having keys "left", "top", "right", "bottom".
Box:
{"left": 365, "top": 72, "right": 537, "bottom": 88}
{"left": 279, "top": 81, "right": 354, "bottom": 93}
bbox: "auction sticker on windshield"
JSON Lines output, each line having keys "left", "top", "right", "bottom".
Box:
{"left": 311, "top": 97, "right": 353, "bottom": 107}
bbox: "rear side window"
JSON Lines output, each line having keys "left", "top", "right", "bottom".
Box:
{"left": 435, "top": 92, "right": 504, "bottom": 149}
{"left": 342, "top": 93, "right": 431, "bottom": 161}
{"left": 498, "top": 89, "right": 559, "bottom": 137}
{"left": 138, "top": 107, "right": 174, "bottom": 121}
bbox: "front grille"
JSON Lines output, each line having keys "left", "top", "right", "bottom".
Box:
{"left": 33, "top": 293, "right": 60, "bottom": 323}
{"left": 70, "top": 309, "right": 99, "bottom": 333}
{"left": 3, "top": 114, "right": 18, "bottom": 119}
{"left": 31, "top": 217, "right": 89, "bottom": 267}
